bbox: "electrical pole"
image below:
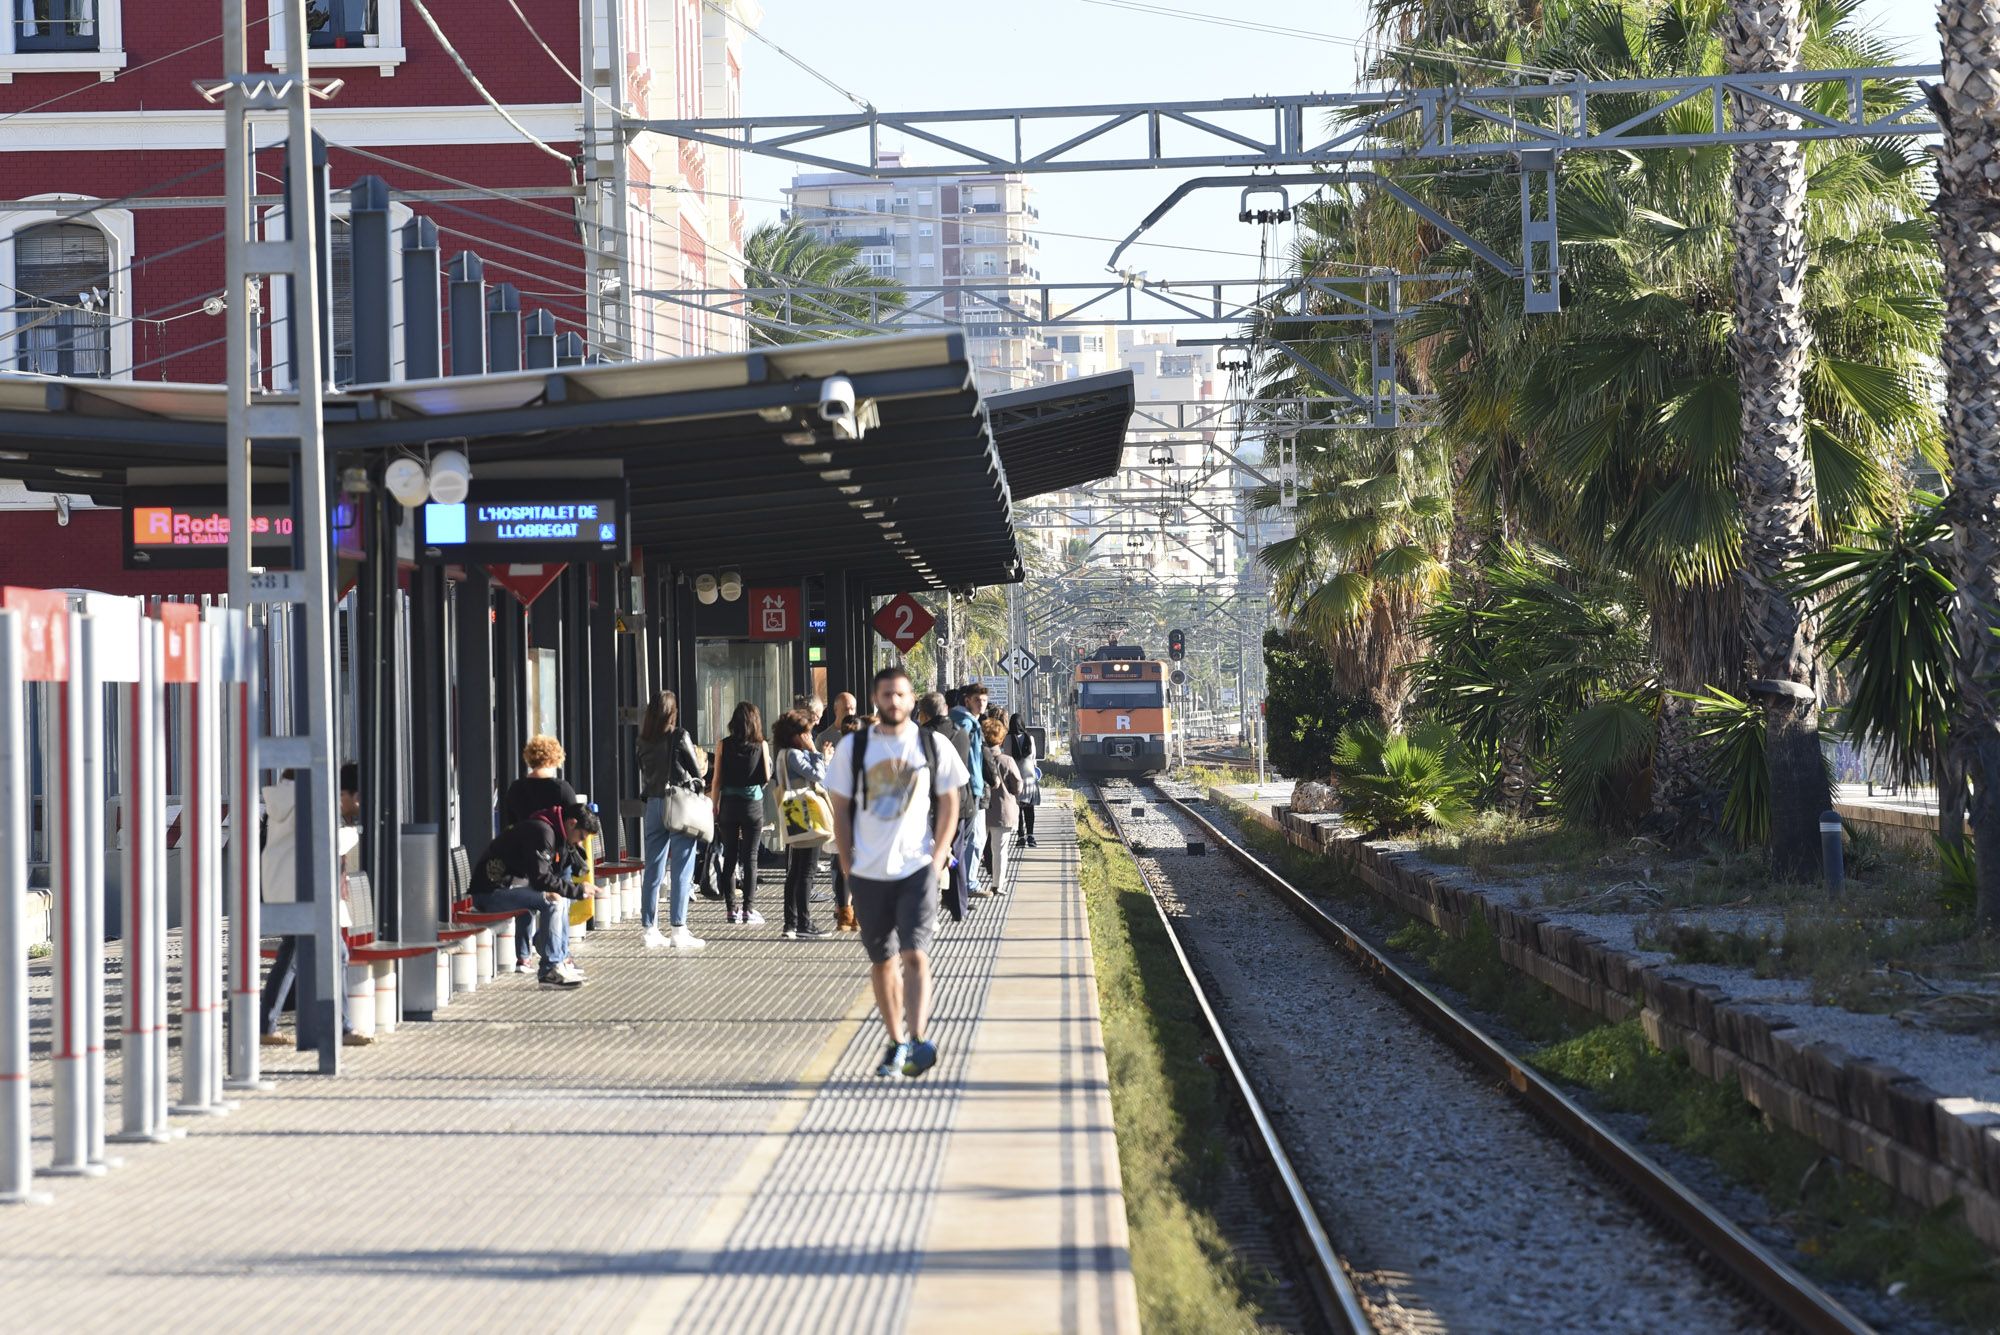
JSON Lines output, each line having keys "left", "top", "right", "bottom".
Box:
{"left": 212, "top": 0, "right": 341, "bottom": 1072}
{"left": 580, "top": 0, "right": 632, "bottom": 359}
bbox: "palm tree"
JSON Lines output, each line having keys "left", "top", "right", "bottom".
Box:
{"left": 1932, "top": 0, "right": 2000, "bottom": 923}
{"left": 740, "top": 221, "right": 904, "bottom": 346}
{"left": 1725, "top": 0, "right": 1830, "bottom": 878}
{"left": 1261, "top": 0, "right": 1938, "bottom": 839}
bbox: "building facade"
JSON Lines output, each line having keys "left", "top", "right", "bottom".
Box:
{"left": 0, "top": 0, "right": 753, "bottom": 579}
{"left": 785, "top": 151, "right": 1045, "bottom": 394}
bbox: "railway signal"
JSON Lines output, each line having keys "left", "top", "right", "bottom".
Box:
{"left": 1168, "top": 628, "right": 1185, "bottom": 660}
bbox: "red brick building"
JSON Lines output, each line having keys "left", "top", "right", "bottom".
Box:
{"left": 0, "top": 0, "right": 754, "bottom": 588}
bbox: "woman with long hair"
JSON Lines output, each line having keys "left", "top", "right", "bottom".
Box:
{"left": 1006, "top": 713, "right": 1039, "bottom": 848}
{"left": 981, "top": 715, "right": 1024, "bottom": 896}
{"left": 773, "top": 709, "right": 828, "bottom": 940}
{"left": 708, "top": 701, "right": 773, "bottom": 925}
{"left": 636, "top": 690, "right": 709, "bottom": 950}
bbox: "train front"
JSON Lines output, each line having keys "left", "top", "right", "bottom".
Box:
{"left": 1071, "top": 653, "right": 1170, "bottom": 776}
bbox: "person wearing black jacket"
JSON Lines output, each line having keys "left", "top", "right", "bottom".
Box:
{"left": 469, "top": 802, "right": 599, "bottom": 989}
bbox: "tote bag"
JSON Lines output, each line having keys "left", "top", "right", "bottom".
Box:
{"left": 662, "top": 786, "right": 713, "bottom": 842}
{"left": 777, "top": 758, "right": 835, "bottom": 849}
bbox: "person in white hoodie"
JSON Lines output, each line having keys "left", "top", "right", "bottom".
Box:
{"left": 259, "top": 763, "right": 367, "bottom": 1046}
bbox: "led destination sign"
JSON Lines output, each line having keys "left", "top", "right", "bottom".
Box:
{"left": 123, "top": 486, "right": 358, "bottom": 570}
{"left": 418, "top": 480, "right": 629, "bottom": 563}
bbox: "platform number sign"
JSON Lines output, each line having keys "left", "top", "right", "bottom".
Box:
{"left": 872, "top": 593, "right": 935, "bottom": 653}
{"left": 1168, "top": 628, "right": 1186, "bottom": 661}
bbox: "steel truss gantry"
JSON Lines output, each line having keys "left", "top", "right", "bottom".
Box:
{"left": 636, "top": 271, "right": 1467, "bottom": 334}
{"left": 628, "top": 67, "right": 1936, "bottom": 177}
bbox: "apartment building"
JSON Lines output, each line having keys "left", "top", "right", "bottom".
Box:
{"left": 785, "top": 151, "right": 1045, "bottom": 394}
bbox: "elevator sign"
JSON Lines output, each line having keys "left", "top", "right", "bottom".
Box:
{"left": 418, "top": 480, "right": 629, "bottom": 564}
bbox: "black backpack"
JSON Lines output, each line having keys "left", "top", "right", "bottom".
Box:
{"left": 848, "top": 724, "right": 941, "bottom": 828}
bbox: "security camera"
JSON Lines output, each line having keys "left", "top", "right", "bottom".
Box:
{"left": 818, "top": 375, "right": 856, "bottom": 423}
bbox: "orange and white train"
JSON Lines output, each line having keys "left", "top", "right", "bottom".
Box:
{"left": 1069, "top": 645, "right": 1171, "bottom": 776}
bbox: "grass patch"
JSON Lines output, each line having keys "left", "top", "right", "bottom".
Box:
{"left": 1178, "top": 763, "right": 1256, "bottom": 791}
{"left": 27, "top": 942, "right": 50, "bottom": 959}
{"left": 1071, "top": 790, "right": 1289, "bottom": 1333}
{"left": 1384, "top": 916, "right": 1583, "bottom": 1044}
{"left": 1532, "top": 1022, "right": 2000, "bottom": 1329}
{"left": 1419, "top": 810, "right": 1616, "bottom": 878}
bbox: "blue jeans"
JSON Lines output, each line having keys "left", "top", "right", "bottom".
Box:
{"left": 641, "top": 797, "right": 700, "bottom": 930}
{"left": 473, "top": 885, "right": 569, "bottom": 969}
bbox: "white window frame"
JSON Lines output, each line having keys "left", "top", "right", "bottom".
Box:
{"left": 0, "top": 1, "right": 127, "bottom": 83}
{"left": 263, "top": 197, "right": 412, "bottom": 390}
{"left": 265, "top": 0, "right": 406, "bottom": 76}
{"left": 916, "top": 253, "right": 935, "bottom": 268}
{"left": 2, "top": 195, "right": 134, "bottom": 380}
{"left": 917, "top": 223, "right": 933, "bottom": 238}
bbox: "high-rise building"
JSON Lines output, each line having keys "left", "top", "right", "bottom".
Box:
{"left": 785, "top": 151, "right": 1045, "bottom": 394}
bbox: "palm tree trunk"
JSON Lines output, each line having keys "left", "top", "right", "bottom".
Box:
{"left": 1933, "top": 0, "right": 2000, "bottom": 924}
{"left": 1726, "top": 0, "right": 1832, "bottom": 881}
{"left": 1647, "top": 580, "right": 1743, "bottom": 838}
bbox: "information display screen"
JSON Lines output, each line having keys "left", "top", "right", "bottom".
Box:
{"left": 417, "top": 479, "right": 629, "bottom": 564}
{"left": 123, "top": 485, "right": 356, "bottom": 569}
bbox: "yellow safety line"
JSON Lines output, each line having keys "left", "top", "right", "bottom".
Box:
{"left": 620, "top": 980, "right": 877, "bottom": 1332}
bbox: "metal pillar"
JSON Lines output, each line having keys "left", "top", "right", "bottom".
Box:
{"left": 349, "top": 176, "right": 394, "bottom": 385}
{"left": 590, "top": 566, "right": 621, "bottom": 858}
{"left": 524, "top": 309, "right": 557, "bottom": 370}
{"left": 487, "top": 283, "right": 522, "bottom": 373}
{"left": 447, "top": 251, "right": 488, "bottom": 376}
{"left": 456, "top": 568, "right": 497, "bottom": 845}
{"left": 217, "top": 0, "right": 343, "bottom": 1074}
{"left": 401, "top": 216, "right": 442, "bottom": 380}
{"left": 0, "top": 611, "right": 45, "bottom": 1203}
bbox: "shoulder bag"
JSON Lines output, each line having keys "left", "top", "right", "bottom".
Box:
{"left": 778, "top": 750, "right": 835, "bottom": 849}
{"left": 660, "top": 729, "right": 715, "bottom": 841}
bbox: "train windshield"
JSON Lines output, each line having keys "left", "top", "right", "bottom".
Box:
{"left": 1080, "top": 682, "right": 1164, "bottom": 710}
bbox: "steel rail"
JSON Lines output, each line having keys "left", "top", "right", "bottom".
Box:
{"left": 1087, "top": 780, "right": 1372, "bottom": 1335}
{"left": 1145, "top": 782, "right": 1874, "bottom": 1335}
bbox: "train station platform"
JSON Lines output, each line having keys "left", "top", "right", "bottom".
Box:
{"left": 1, "top": 805, "right": 1138, "bottom": 1335}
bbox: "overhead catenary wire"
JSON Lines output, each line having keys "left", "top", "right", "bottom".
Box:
{"left": 0, "top": 13, "right": 275, "bottom": 126}
{"left": 702, "top": 0, "right": 874, "bottom": 113}
{"left": 403, "top": 0, "right": 575, "bottom": 168}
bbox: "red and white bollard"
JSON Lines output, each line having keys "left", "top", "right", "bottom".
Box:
{"left": 0, "top": 604, "right": 50, "bottom": 1203}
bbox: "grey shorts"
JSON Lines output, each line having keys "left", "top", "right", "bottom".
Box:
{"left": 850, "top": 864, "right": 939, "bottom": 965}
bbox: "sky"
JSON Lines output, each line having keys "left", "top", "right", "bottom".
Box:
{"left": 729, "top": 0, "right": 1939, "bottom": 304}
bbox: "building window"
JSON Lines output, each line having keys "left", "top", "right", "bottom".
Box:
{"left": 329, "top": 216, "right": 355, "bottom": 384}
{"left": 1160, "top": 354, "right": 1199, "bottom": 377}
{"left": 307, "top": 0, "right": 377, "bottom": 47}
{"left": 266, "top": 0, "right": 403, "bottom": 72}
{"left": 916, "top": 191, "right": 933, "bottom": 205}
{"left": 917, "top": 223, "right": 933, "bottom": 238}
{"left": 16, "top": 0, "right": 96, "bottom": 51}
{"left": 917, "top": 253, "right": 934, "bottom": 268}
{"left": 14, "top": 221, "right": 110, "bottom": 378}
{"left": 862, "top": 249, "right": 893, "bottom": 274}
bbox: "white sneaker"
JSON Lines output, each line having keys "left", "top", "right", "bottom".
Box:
{"left": 642, "top": 928, "right": 668, "bottom": 949}
{"left": 555, "top": 960, "right": 587, "bottom": 983}
{"left": 742, "top": 910, "right": 766, "bottom": 926}
{"left": 669, "top": 926, "right": 706, "bottom": 950}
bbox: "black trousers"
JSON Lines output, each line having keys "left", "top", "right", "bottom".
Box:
{"left": 1020, "top": 802, "right": 1036, "bottom": 839}
{"left": 784, "top": 845, "right": 819, "bottom": 931}
{"left": 716, "top": 797, "right": 763, "bottom": 913}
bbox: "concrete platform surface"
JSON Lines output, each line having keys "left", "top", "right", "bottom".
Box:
{"left": 2, "top": 805, "right": 1138, "bottom": 1335}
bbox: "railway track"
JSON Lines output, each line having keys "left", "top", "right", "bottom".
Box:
{"left": 1087, "top": 776, "right": 1875, "bottom": 1335}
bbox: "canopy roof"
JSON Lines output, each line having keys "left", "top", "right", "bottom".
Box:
{"left": 985, "top": 370, "right": 1135, "bottom": 502}
{"left": 0, "top": 333, "right": 1134, "bottom": 590}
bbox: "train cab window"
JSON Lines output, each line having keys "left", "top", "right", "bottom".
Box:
{"left": 1079, "top": 682, "right": 1163, "bottom": 710}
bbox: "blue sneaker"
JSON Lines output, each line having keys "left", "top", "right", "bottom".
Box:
{"left": 903, "top": 1039, "right": 938, "bottom": 1078}
{"left": 877, "top": 1041, "right": 910, "bottom": 1078}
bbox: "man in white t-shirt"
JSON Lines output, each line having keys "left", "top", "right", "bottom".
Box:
{"left": 827, "top": 665, "right": 967, "bottom": 1078}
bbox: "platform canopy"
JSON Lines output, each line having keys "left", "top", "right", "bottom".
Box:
{"left": 984, "top": 370, "right": 1135, "bottom": 502}
{"left": 0, "top": 332, "right": 1078, "bottom": 591}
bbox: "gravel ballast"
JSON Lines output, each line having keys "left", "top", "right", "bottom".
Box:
{"left": 1098, "top": 780, "right": 1775, "bottom": 1335}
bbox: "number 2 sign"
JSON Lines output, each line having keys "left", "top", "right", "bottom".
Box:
{"left": 872, "top": 593, "right": 935, "bottom": 654}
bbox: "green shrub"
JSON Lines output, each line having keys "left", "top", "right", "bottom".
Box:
{"left": 1261, "top": 628, "right": 1375, "bottom": 782}
{"left": 1329, "top": 720, "right": 1475, "bottom": 835}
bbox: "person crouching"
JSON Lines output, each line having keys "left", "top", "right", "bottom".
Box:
{"left": 468, "top": 801, "right": 599, "bottom": 990}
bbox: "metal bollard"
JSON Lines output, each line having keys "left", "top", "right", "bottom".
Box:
{"left": 373, "top": 962, "right": 398, "bottom": 1035}
{"left": 226, "top": 622, "right": 268, "bottom": 1092}
{"left": 1821, "top": 810, "right": 1845, "bottom": 897}
{"left": 77, "top": 616, "right": 117, "bottom": 1170}
{"left": 114, "top": 644, "right": 171, "bottom": 1145}
{"left": 174, "top": 618, "right": 227, "bottom": 1116}
{"left": 0, "top": 610, "right": 50, "bottom": 1203}
{"left": 46, "top": 609, "right": 102, "bottom": 1176}
{"left": 344, "top": 962, "right": 376, "bottom": 1039}
{"left": 451, "top": 936, "right": 479, "bottom": 994}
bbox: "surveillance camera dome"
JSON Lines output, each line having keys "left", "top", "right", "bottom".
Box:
{"left": 818, "top": 375, "right": 856, "bottom": 422}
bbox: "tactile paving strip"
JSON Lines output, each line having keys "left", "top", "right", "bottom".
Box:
{"left": 675, "top": 859, "right": 1020, "bottom": 1333}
